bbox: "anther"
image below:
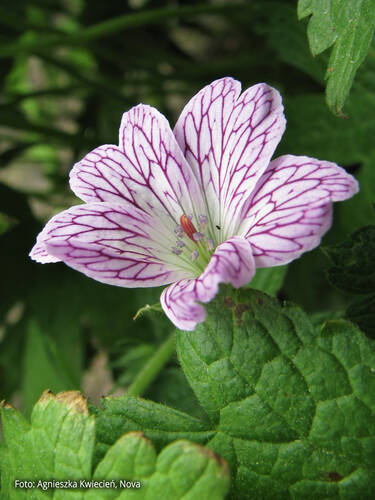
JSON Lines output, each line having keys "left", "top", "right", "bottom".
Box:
{"left": 172, "top": 247, "right": 182, "bottom": 255}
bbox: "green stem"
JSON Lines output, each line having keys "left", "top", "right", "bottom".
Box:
{"left": 0, "top": 3, "right": 249, "bottom": 59}
{"left": 127, "top": 332, "right": 176, "bottom": 397}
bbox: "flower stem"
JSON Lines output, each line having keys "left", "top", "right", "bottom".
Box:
{"left": 126, "top": 332, "right": 176, "bottom": 397}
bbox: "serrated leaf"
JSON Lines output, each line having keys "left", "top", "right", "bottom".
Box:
{"left": 298, "top": 0, "right": 375, "bottom": 113}
{"left": 87, "top": 433, "right": 229, "bottom": 500}
{"left": 1, "top": 390, "right": 95, "bottom": 499}
{"left": 324, "top": 225, "right": 375, "bottom": 294}
{"left": 89, "top": 288, "right": 375, "bottom": 498}
{"left": 176, "top": 287, "right": 375, "bottom": 498}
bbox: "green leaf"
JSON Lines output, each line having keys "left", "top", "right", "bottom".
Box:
{"left": 324, "top": 225, "right": 375, "bottom": 294}
{"left": 177, "top": 287, "right": 375, "bottom": 498}
{"left": 93, "top": 396, "right": 215, "bottom": 460}
{"left": 298, "top": 0, "right": 375, "bottom": 113}
{"left": 22, "top": 320, "right": 79, "bottom": 415}
{"left": 1, "top": 390, "right": 95, "bottom": 498}
{"left": 88, "top": 433, "right": 230, "bottom": 500}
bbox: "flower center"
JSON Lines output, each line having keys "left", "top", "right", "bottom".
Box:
{"left": 171, "top": 213, "right": 216, "bottom": 273}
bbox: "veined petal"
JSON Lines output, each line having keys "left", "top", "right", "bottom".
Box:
{"left": 160, "top": 236, "right": 255, "bottom": 330}
{"left": 239, "top": 155, "right": 359, "bottom": 267}
{"left": 29, "top": 239, "right": 61, "bottom": 264}
{"left": 30, "top": 202, "right": 192, "bottom": 287}
{"left": 174, "top": 77, "right": 286, "bottom": 241}
{"left": 70, "top": 104, "right": 205, "bottom": 226}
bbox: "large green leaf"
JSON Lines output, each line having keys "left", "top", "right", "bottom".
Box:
{"left": 91, "top": 288, "right": 375, "bottom": 498}
{"left": 177, "top": 288, "right": 375, "bottom": 498}
{"left": 298, "top": 0, "right": 375, "bottom": 113}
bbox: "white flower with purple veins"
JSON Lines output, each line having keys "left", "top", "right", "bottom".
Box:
{"left": 30, "top": 78, "right": 358, "bottom": 330}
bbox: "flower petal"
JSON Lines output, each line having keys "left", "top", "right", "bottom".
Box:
{"left": 70, "top": 104, "right": 205, "bottom": 224}
{"left": 30, "top": 202, "right": 191, "bottom": 287}
{"left": 174, "top": 77, "right": 286, "bottom": 240}
{"left": 160, "top": 236, "right": 255, "bottom": 330}
{"left": 239, "top": 155, "right": 359, "bottom": 267}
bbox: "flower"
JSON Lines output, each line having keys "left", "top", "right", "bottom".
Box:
{"left": 30, "top": 78, "right": 358, "bottom": 330}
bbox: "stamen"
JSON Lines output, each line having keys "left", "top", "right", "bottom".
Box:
{"left": 176, "top": 239, "right": 185, "bottom": 248}
{"left": 190, "top": 250, "right": 199, "bottom": 261}
{"left": 172, "top": 247, "right": 182, "bottom": 255}
{"left": 193, "top": 232, "right": 205, "bottom": 241}
{"left": 180, "top": 214, "right": 198, "bottom": 241}
{"left": 207, "top": 238, "right": 214, "bottom": 250}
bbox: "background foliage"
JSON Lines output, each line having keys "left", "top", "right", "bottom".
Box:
{"left": 0, "top": 0, "right": 374, "bottom": 498}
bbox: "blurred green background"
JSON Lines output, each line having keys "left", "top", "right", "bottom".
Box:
{"left": 0, "top": 0, "right": 374, "bottom": 415}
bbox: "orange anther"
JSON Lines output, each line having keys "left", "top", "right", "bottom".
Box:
{"left": 180, "top": 214, "right": 198, "bottom": 242}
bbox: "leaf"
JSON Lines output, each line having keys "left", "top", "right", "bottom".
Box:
{"left": 298, "top": 0, "right": 375, "bottom": 113}
{"left": 177, "top": 287, "right": 375, "bottom": 498}
{"left": 22, "top": 320, "right": 79, "bottom": 415}
{"left": 88, "top": 433, "right": 230, "bottom": 500}
{"left": 1, "top": 390, "right": 95, "bottom": 498}
{"left": 93, "top": 396, "right": 215, "bottom": 461}
{"left": 323, "top": 225, "right": 375, "bottom": 294}
{"left": 0, "top": 391, "right": 229, "bottom": 500}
